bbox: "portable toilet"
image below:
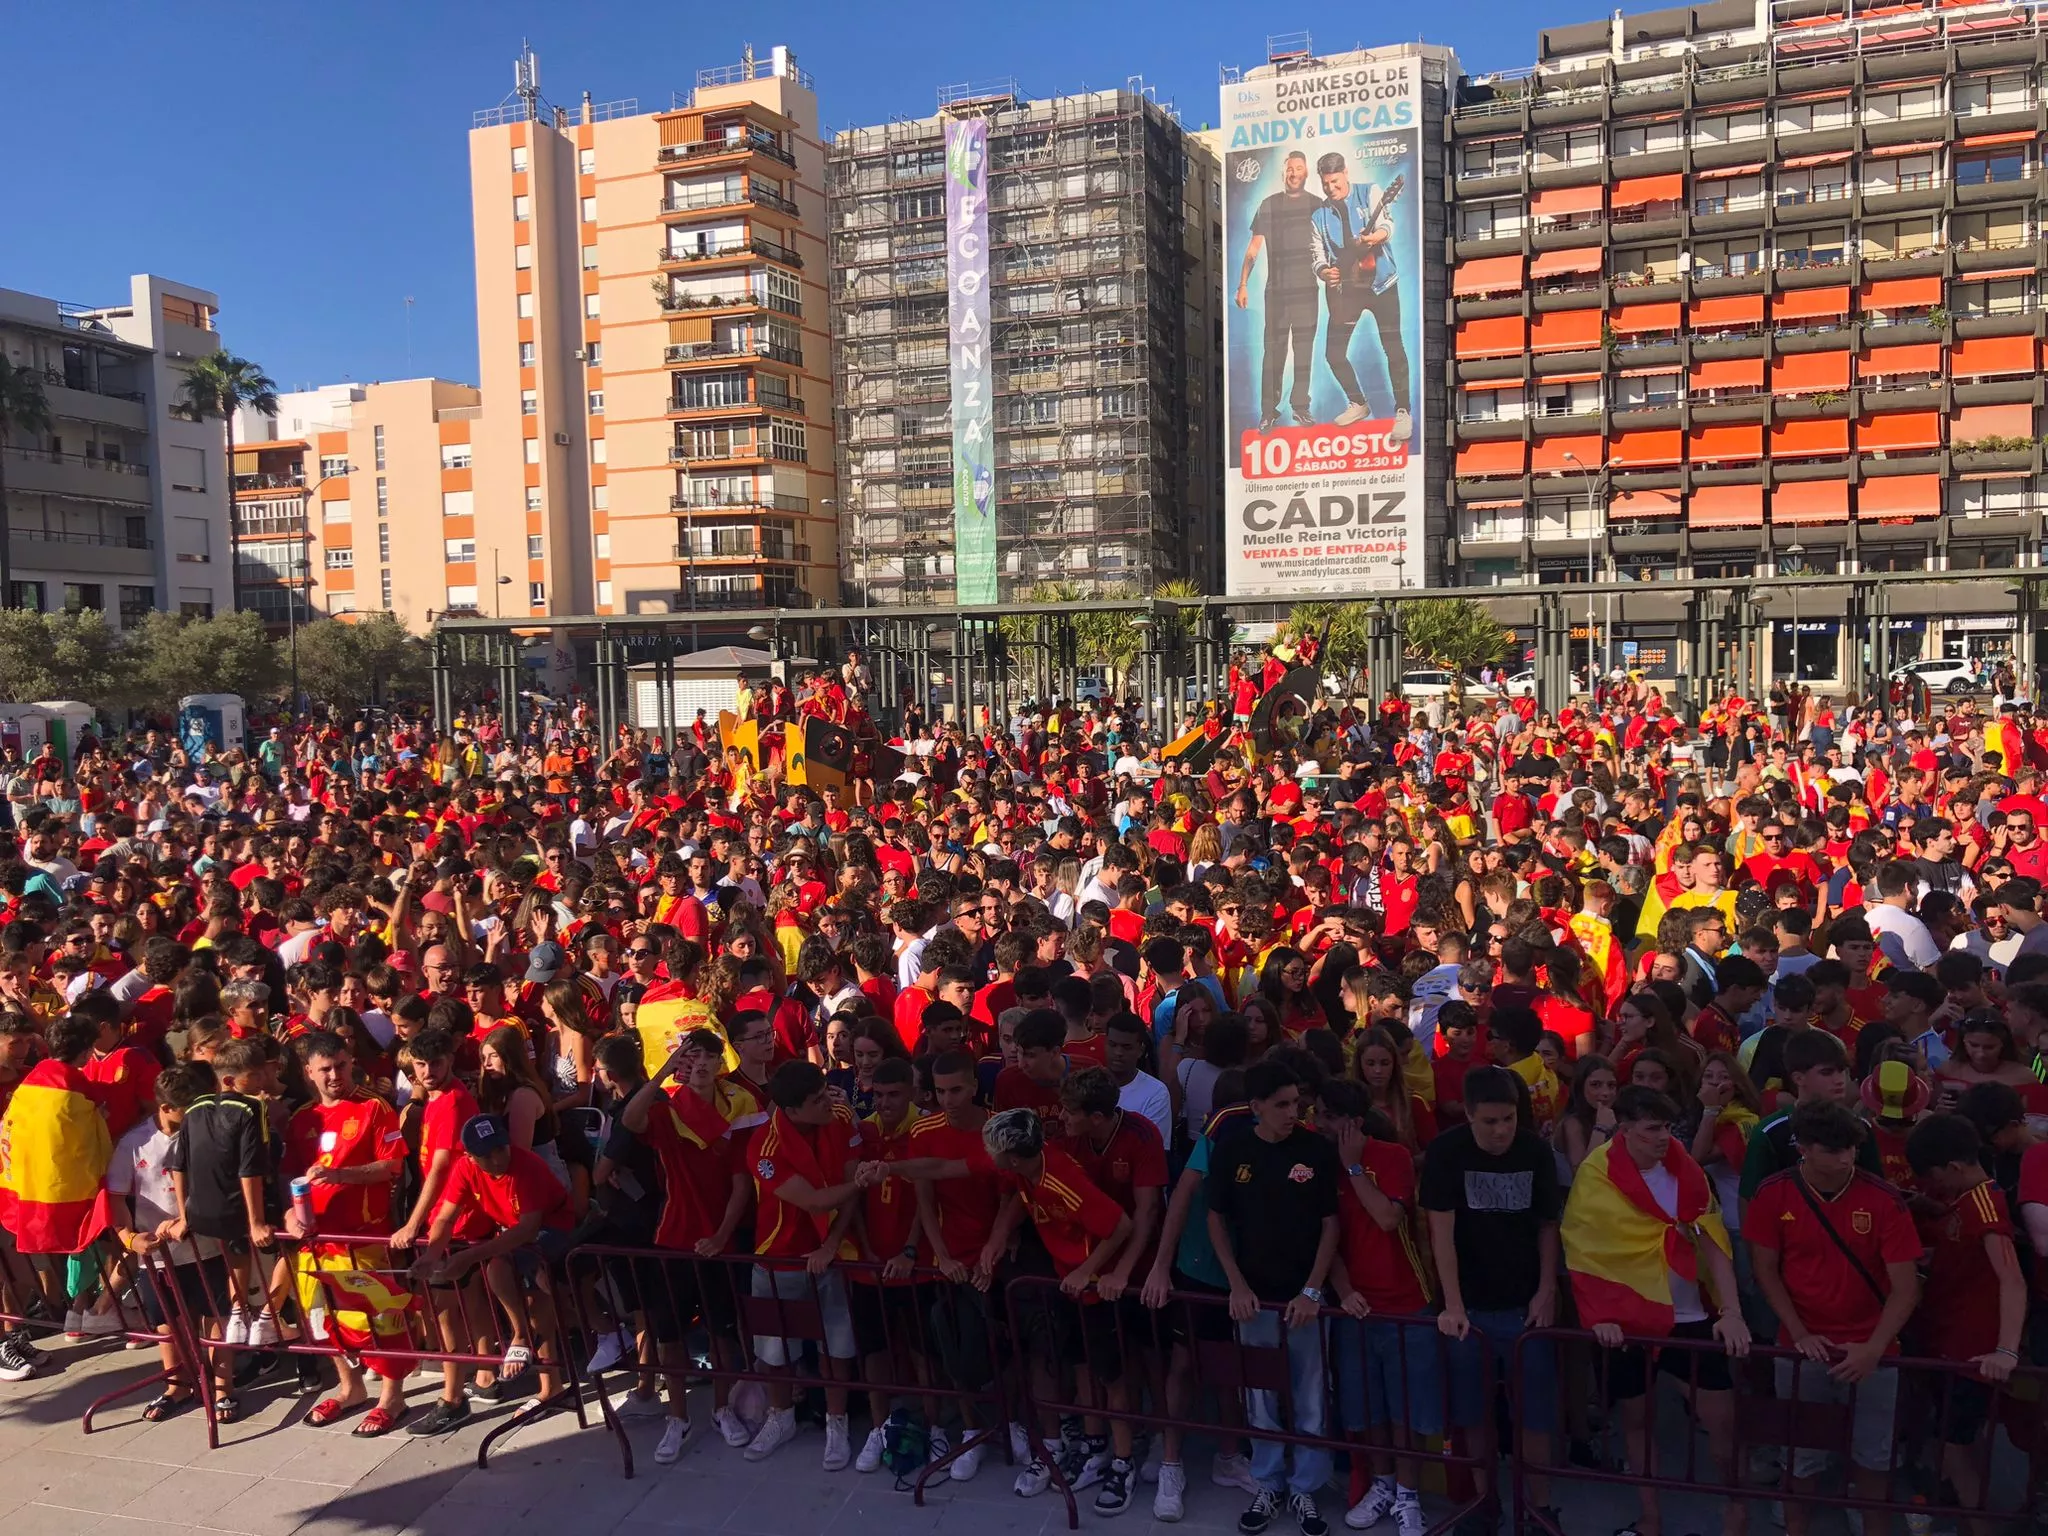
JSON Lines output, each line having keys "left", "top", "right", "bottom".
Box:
{"left": 33, "top": 701, "right": 95, "bottom": 762}
{"left": 0, "top": 705, "right": 50, "bottom": 761}
{"left": 177, "top": 693, "right": 246, "bottom": 757}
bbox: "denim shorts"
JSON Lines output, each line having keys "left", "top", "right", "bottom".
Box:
{"left": 750, "top": 1264, "right": 857, "bottom": 1365}
{"left": 1449, "top": 1308, "right": 1557, "bottom": 1436}
{"left": 1333, "top": 1312, "right": 1444, "bottom": 1438}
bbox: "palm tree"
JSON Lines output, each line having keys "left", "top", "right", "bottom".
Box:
{"left": 0, "top": 357, "right": 51, "bottom": 611}
{"left": 178, "top": 351, "right": 278, "bottom": 614}
{"left": 1400, "top": 597, "right": 1509, "bottom": 706}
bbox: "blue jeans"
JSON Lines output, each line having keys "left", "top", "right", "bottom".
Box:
{"left": 1333, "top": 1313, "right": 1444, "bottom": 1437}
{"left": 1239, "top": 1310, "right": 1332, "bottom": 1497}
{"left": 1449, "top": 1308, "right": 1558, "bottom": 1436}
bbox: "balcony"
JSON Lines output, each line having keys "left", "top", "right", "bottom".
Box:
{"left": 673, "top": 536, "right": 810, "bottom": 563}
{"left": 658, "top": 133, "right": 796, "bottom": 168}
{"left": 669, "top": 387, "right": 794, "bottom": 415}
{"left": 16, "top": 526, "right": 151, "bottom": 551}
{"left": 672, "top": 491, "right": 810, "bottom": 514}
{"left": 233, "top": 472, "right": 306, "bottom": 492}
{"left": 668, "top": 440, "right": 763, "bottom": 464}
{"left": 31, "top": 366, "right": 143, "bottom": 404}
{"left": 4, "top": 444, "right": 152, "bottom": 506}
{"left": 658, "top": 236, "right": 803, "bottom": 269}
{"left": 662, "top": 184, "right": 798, "bottom": 218}
{"left": 666, "top": 339, "right": 803, "bottom": 367}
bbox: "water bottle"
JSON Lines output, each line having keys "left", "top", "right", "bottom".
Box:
{"left": 290, "top": 1177, "right": 316, "bottom": 1236}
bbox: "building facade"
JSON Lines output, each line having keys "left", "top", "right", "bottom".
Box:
{"left": 234, "top": 379, "right": 486, "bottom": 630}
{"left": 827, "top": 84, "right": 1221, "bottom": 605}
{"left": 1445, "top": 0, "right": 2048, "bottom": 681}
{"left": 466, "top": 44, "right": 836, "bottom": 623}
{"left": 0, "top": 275, "right": 234, "bottom": 626}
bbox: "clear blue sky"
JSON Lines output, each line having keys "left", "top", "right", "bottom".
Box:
{"left": 5, "top": 0, "right": 1549, "bottom": 389}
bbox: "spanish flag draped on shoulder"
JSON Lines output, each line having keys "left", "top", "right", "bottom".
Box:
{"left": 1560, "top": 1135, "right": 1729, "bottom": 1335}
{"left": 0, "top": 1058, "right": 115, "bottom": 1254}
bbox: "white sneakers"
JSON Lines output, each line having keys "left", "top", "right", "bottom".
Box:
{"left": 1155, "top": 1462, "right": 1188, "bottom": 1522}
{"left": 1213, "top": 1453, "right": 1259, "bottom": 1493}
{"left": 1390, "top": 407, "right": 1414, "bottom": 443}
{"left": 1394, "top": 1492, "right": 1425, "bottom": 1536}
{"left": 222, "top": 1306, "right": 252, "bottom": 1346}
{"left": 1014, "top": 1456, "right": 1055, "bottom": 1498}
{"left": 654, "top": 1418, "right": 689, "bottom": 1465}
{"left": 1333, "top": 403, "right": 1370, "bottom": 426}
{"left": 742, "top": 1406, "right": 797, "bottom": 1462}
{"left": 949, "top": 1439, "right": 983, "bottom": 1482}
{"left": 856, "top": 1426, "right": 889, "bottom": 1474}
{"left": 248, "top": 1311, "right": 282, "bottom": 1347}
{"left": 1346, "top": 1478, "right": 1398, "bottom": 1529}
{"left": 822, "top": 1414, "right": 852, "bottom": 1472}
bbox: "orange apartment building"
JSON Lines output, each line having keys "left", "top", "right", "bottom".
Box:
{"left": 234, "top": 379, "right": 486, "bottom": 630}
{"left": 466, "top": 45, "right": 836, "bottom": 623}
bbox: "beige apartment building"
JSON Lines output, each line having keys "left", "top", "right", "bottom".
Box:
{"left": 467, "top": 45, "right": 836, "bottom": 622}
{"left": 235, "top": 378, "right": 485, "bottom": 630}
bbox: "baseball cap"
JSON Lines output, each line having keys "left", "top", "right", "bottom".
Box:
{"left": 460, "top": 1114, "right": 511, "bottom": 1156}
{"left": 524, "top": 941, "right": 566, "bottom": 984}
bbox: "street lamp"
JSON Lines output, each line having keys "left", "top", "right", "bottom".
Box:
{"left": 1563, "top": 451, "right": 1622, "bottom": 685}
{"left": 1781, "top": 542, "right": 1806, "bottom": 682}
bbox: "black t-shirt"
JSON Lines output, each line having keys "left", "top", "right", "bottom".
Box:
{"left": 166, "top": 1090, "right": 275, "bottom": 1235}
{"left": 1914, "top": 856, "right": 1967, "bottom": 897}
{"left": 1251, "top": 189, "right": 1322, "bottom": 292}
{"left": 1205, "top": 1125, "right": 1341, "bottom": 1301}
{"left": 1418, "top": 1125, "right": 1562, "bottom": 1313}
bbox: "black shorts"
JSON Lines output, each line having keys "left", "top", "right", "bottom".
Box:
{"left": 1603, "top": 1317, "right": 1734, "bottom": 1402}
{"left": 505, "top": 1227, "right": 577, "bottom": 1286}
{"left": 1931, "top": 1373, "right": 1998, "bottom": 1446}
{"left": 141, "top": 1254, "right": 232, "bottom": 1328}
{"left": 1166, "top": 1273, "right": 1234, "bottom": 1348}
{"left": 850, "top": 1280, "right": 932, "bottom": 1358}
{"left": 614, "top": 1252, "right": 743, "bottom": 1345}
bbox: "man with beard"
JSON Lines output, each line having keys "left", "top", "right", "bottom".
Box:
{"left": 1236, "top": 149, "right": 1322, "bottom": 434}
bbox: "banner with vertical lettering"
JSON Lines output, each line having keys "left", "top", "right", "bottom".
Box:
{"left": 945, "top": 116, "right": 998, "bottom": 605}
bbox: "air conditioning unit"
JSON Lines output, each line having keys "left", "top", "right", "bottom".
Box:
{"left": 553, "top": 432, "right": 571, "bottom": 445}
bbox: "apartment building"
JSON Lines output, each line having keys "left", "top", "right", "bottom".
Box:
{"left": 467, "top": 44, "right": 836, "bottom": 622}
{"left": 234, "top": 379, "right": 486, "bottom": 630}
{"left": 0, "top": 275, "right": 235, "bottom": 626}
{"left": 1446, "top": 0, "right": 2048, "bottom": 680}
{"left": 827, "top": 83, "right": 1220, "bottom": 604}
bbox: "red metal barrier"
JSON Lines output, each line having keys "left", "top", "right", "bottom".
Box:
{"left": 561, "top": 1244, "right": 1014, "bottom": 1487}
{"left": 1510, "top": 1325, "right": 2047, "bottom": 1536}
{"left": 1002, "top": 1274, "right": 1493, "bottom": 1533}
{"left": 0, "top": 1234, "right": 183, "bottom": 1433}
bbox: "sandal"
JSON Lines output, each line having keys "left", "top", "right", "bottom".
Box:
{"left": 214, "top": 1394, "right": 242, "bottom": 1425}
{"left": 353, "top": 1405, "right": 410, "bottom": 1438}
{"left": 142, "top": 1390, "right": 192, "bottom": 1423}
{"left": 499, "top": 1344, "right": 534, "bottom": 1383}
{"left": 306, "top": 1396, "right": 362, "bottom": 1428}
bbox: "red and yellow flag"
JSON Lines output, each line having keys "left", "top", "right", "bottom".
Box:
{"left": 1568, "top": 911, "right": 1630, "bottom": 1014}
{"left": 0, "top": 1060, "right": 114, "bottom": 1254}
{"left": 1560, "top": 1137, "right": 1729, "bottom": 1335}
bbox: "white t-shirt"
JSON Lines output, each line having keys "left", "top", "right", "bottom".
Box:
{"left": 1641, "top": 1162, "right": 1707, "bottom": 1324}
{"left": 107, "top": 1120, "right": 220, "bottom": 1265}
{"left": 1865, "top": 902, "right": 1941, "bottom": 971}
{"left": 359, "top": 1007, "right": 397, "bottom": 1048}
{"left": 1117, "top": 1070, "right": 1174, "bottom": 1148}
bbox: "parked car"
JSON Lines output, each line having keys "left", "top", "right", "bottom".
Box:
{"left": 1399, "top": 669, "right": 1458, "bottom": 698}
{"left": 1889, "top": 657, "right": 1980, "bottom": 696}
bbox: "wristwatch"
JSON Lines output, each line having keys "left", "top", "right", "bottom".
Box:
{"left": 1345, "top": 1163, "right": 1365, "bottom": 1178}
{"left": 1299, "top": 1285, "right": 1323, "bottom": 1305}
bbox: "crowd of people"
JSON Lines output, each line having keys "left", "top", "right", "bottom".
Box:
{"left": 1, "top": 647, "right": 2047, "bottom": 1536}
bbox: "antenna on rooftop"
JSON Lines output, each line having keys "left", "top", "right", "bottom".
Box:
{"left": 515, "top": 42, "right": 542, "bottom": 122}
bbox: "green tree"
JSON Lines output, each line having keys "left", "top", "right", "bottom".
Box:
{"left": 128, "top": 609, "right": 284, "bottom": 714}
{"left": 0, "top": 357, "right": 52, "bottom": 610}
{"left": 177, "top": 351, "right": 278, "bottom": 614}
{"left": 1399, "top": 597, "right": 1508, "bottom": 704}
{"left": 41, "top": 610, "right": 126, "bottom": 705}
{"left": 0, "top": 610, "right": 57, "bottom": 699}
{"left": 289, "top": 613, "right": 429, "bottom": 715}
{"left": 1076, "top": 583, "right": 1142, "bottom": 697}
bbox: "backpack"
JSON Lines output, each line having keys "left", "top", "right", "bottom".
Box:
{"left": 878, "top": 1407, "right": 929, "bottom": 1488}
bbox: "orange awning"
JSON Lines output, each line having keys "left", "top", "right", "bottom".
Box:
{"left": 1611, "top": 487, "right": 1681, "bottom": 517}
{"left": 1771, "top": 349, "right": 1852, "bottom": 391}
{"left": 1459, "top": 376, "right": 1527, "bottom": 392}
{"left": 1455, "top": 315, "right": 1527, "bottom": 358}
{"left": 1532, "top": 183, "right": 1604, "bottom": 219}
{"left": 1860, "top": 275, "right": 1942, "bottom": 309}
{"left": 1688, "top": 423, "right": 1764, "bottom": 461}
{"left": 1858, "top": 342, "right": 1941, "bottom": 375}
{"left": 1530, "top": 246, "right": 1603, "bottom": 278}
{"left": 1951, "top": 334, "right": 2037, "bottom": 376}
{"left": 1858, "top": 475, "right": 1942, "bottom": 519}
{"left": 1690, "top": 484, "right": 1765, "bottom": 527}
{"left": 1531, "top": 308, "right": 1604, "bottom": 353}
{"left": 1456, "top": 440, "right": 1528, "bottom": 477}
{"left": 1689, "top": 293, "right": 1764, "bottom": 328}
{"left": 1772, "top": 480, "right": 1851, "bottom": 524}
{"left": 1771, "top": 416, "right": 1852, "bottom": 456}
{"left": 1952, "top": 402, "right": 2036, "bottom": 441}
{"left": 1961, "top": 130, "right": 2038, "bottom": 149}
{"left": 1782, "top": 151, "right": 1851, "bottom": 168}
{"left": 1611, "top": 174, "right": 1683, "bottom": 207}
{"left": 1610, "top": 302, "right": 1680, "bottom": 334}
{"left": 1867, "top": 140, "right": 1941, "bottom": 158}
{"left": 1774, "top": 286, "right": 1851, "bottom": 320}
{"left": 1530, "top": 433, "right": 1604, "bottom": 473}
{"left": 1856, "top": 410, "right": 1942, "bottom": 452}
{"left": 1688, "top": 356, "right": 1765, "bottom": 391}
{"left": 1454, "top": 255, "right": 1526, "bottom": 296}
{"left": 1611, "top": 429, "right": 1681, "bottom": 466}
{"left": 1696, "top": 162, "right": 1765, "bottom": 179}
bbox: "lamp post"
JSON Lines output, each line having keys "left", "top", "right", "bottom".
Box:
{"left": 284, "top": 463, "right": 354, "bottom": 713}
{"left": 1782, "top": 541, "right": 1806, "bottom": 682}
{"left": 1563, "top": 451, "right": 1622, "bottom": 688}
{"left": 492, "top": 550, "right": 514, "bottom": 619}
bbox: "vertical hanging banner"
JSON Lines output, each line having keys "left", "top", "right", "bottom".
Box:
{"left": 945, "top": 116, "right": 998, "bottom": 605}
{"left": 1221, "top": 55, "right": 1425, "bottom": 596}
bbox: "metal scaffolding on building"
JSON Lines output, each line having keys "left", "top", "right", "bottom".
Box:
{"left": 827, "top": 86, "right": 1196, "bottom": 605}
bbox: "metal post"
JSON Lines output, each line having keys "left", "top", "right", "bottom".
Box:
{"left": 429, "top": 633, "right": 450, "bottom": 737}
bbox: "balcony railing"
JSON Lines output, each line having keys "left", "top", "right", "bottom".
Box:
{"left": 660, "top": 237, "right": 802, "bottom": 268}
{"left": 233, "top": 472, "right": 306, "bottom": 492}
{"left": 658, "top": 133, "right": 796, "bottom": 168}
{"left": 672, "top": 490, "right": 810, "bottom": 514}
{"left": 669, "top": 441, "right": 761, "bottom": 462}
{"left": 16, "top": 528, "right": 151, "bottom": 550}
{"left": 666, "top": 339, "right": 802, "bottom": 366}
{"left": 674, "top": 539, "right": 810, "bottom": 563}
{"left": 1776, "top": 184, "right": 1852, "bottom": 207}
{"left": 36, "top": 367, "right": 143, "bottom": 403}
{"left": 5, "top": 445, "right": 149, "bottom": 478}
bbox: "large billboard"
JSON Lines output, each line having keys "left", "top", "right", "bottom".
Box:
{"left": 945, "top": 116, "right": 998, "bottom": 605}
{"left": 1221, "top": 55, "right": 1425, "bottom": 597}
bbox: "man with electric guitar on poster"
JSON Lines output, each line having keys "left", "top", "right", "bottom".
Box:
{"left": 1307, "top": 150, "right": 1413, "bottom": 442}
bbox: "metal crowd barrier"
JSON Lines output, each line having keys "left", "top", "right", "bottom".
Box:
{"left": 562, "top": 1244, "right": 1014, "bottom": 1487}
{"left": 1, "top": 1234, "right": 177, "bottom": 1434}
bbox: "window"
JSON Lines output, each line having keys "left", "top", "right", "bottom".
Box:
{"left": 1953, "top": 276, "right": 2035, "bottom": 317}
{"left": 1776, "top": 167, "right": 1849, "bottom": 207}
{"left": 380, "top": 570, "right": 393, "bottom": 608}
{"left": 441, "top": 490, "right": 473, "bottom": 517}
{"left": 440, "top": 443, "right": 472, "bottom": 469}
{"left": 584, "top": 293, "right": 601, "bottom": 318}
{"left": 582, "top": 244, "right": 599, "bottom": 271}
{"left": 1776, "top": 227, "right": 1849, "bottom": 268}
{"left": 324, "top": 548, "right": 354, "bottom": 569}
{"left": 372, "top": 426, "right": 386, "bottom": 470}
{"left": 513, "top": 194, "right": 531, "bottom": 221}
{"left": 1861, "top": 543, "right": 1928, "bottom": 573}
{"left": 330, "top": 593, "right": 357, "bottom": 615}
{"left": 444, "top": 539, "right": 475, "bottom": 563}
{"left": 519, "top": 341, "right": 535, "bottom": 366}
{"left": 525, "top": 487, "right": 544, "bottom": 511}
{"left": 378, "top": 524, "right": 391, "bottom": 562}
{"left": 594, "top": 533, "right": 611, "bottom": 560}
{"left": 591, "top": 484, "right": 608, "bottom": 509}
{"left": 769, "top": 419, "right": 808, "bottom": 462}
{"left": 376, "top": 477, "right": 388, "bottom": 516}
{"left": 319, "top": 455, "right": 349, "bottom": 480}
{"left": 1615, "top": 372, "right": 1681, "bottom": 407}
{"left": 517, "top": 292, "right": 534, "bottom": 318}
{"left": 167, "top": 445, "right": 207, "bottom": 490}
{"left": 764, "top": 268, "right": 801, "bottom": 316}
{"left": 514, "top": 243, "right": 533, "bottom": 269}
{"left": 587, "top": 341, "right": 602, "bottom": 367}
{"left": 529, "top": 582, "right": 546, "bottom": 606}
{"left": 1610, "top": 120, "right": 1680, "bottom": 157}
{"left": 1957, "top": 73, "right": 2031, "bottom": 116}
{"left": 323, "top": 498, "right": 351, "bottom": 524}
{"left": 588, "top": 391, "right": 605, "bottom": 414}
{"left": 521, "top": 389, "right": 538, "bottom": 416}
{"left": 511, "top": 145, "right": 527, "bottom": 172}
{"left": 581, "top": 195, "right": 597, "bottom": 223}
{"left": 1460, "top": 386, "right": 1527, "bottom": 422}
{"left": 1459, "top": 138, "right": 1523, "bottom": 178}
{"left": 1957, "top": 151, "right": 2029, "bottom": 186}
{"left": 597, "top": 579, "right": 612, "bottom": 606}
{"left": 1865, "top": 86, "right": 1942, "bottom": 122}
{"left": 1458, "top": 198, "right": 1524, "bottom": 240}
{"left": 1694, "top": 556, "right": 1757, "bottom": 580}
{"left": 579, "top": 147, "right": 595, "bottom": 175}
{"left": 1775, "top": 97, "right": 1851, "bottom": 135}
{"left": 445, "top": 584, "right": 479, "bottom": 608}
{"left": 524, "top": 437, "right": 542, "bottom": 465}
{"left": 1954, "top": 208, "right": 2031, "bottom": 252}
{"left": 1951, "top": 539, "right": 2021, "bottom": 570}
{"left": 62, "top": 583, "right": 103, "bottom": 614}
{"left": 1533, "top": 128, "right": 1601, "bottom": 166}
{"left": 528, "top": 535, "right": 544, "bottom": 560}
{"left": 118, "top": 585, "right": 152, "bottom": 628}
{"left": 8, "top": 582, "right": 42, "bottom": 612}
{"left": 1865, "top": 154, "right": 1938, "bottom": 196}
{"left": 590, "top": 437, "right": 606, "bottom": 464}
{"left": 1691, "top": 111, "right": 1765, "bottom": 145}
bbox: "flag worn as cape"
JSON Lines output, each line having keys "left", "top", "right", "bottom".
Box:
{"left": 1560, "top": 1136, "right": 1729, "bottom": 1335}
{"left": 0, "top": 1059, "right": 114, "bottom": 1254}
{"left": 1569, "top": 911, "right": 1630, "bottom": 1013}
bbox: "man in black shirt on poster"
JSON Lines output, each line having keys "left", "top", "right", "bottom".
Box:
{"left": 1237, "top": 150, "right": 1322, "bottom": 433}
{"left": 1419, "top": 1067, "right": 1562, "bottom": 1532}
{"left": 1208, "top": 1060, "right": 1341, "bottom": 1536}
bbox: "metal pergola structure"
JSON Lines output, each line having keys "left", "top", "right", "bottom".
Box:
{"left": 430, "top": 568, "right": 2048, "bottom": 741}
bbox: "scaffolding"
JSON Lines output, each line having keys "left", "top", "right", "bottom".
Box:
{"left": 826, "top": 87, "right": 1203, "bottom": 606}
